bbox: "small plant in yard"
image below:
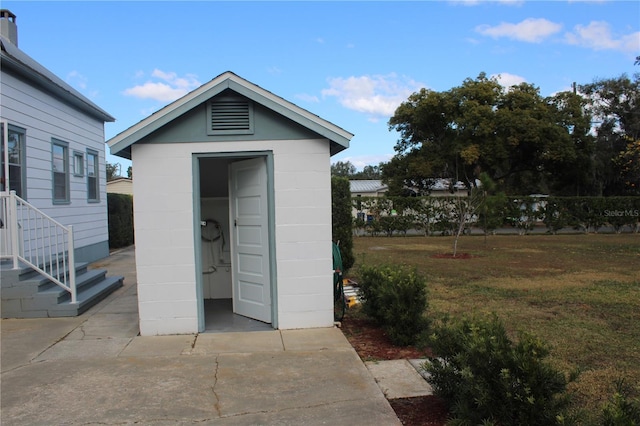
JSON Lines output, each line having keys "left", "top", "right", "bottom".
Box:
{"left": 357, "top": 264, "right": 429, "bottom": 346}
{"left": 423, "top": 314, "right": 573, "bottom": 426}
{"left": 601, "top": 378, "right": 640, "bottom": 426}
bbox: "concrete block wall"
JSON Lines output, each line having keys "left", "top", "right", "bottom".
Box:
{"left": 131, "top": 139, "right": 334, "bottom": 335}
{"left": 272, "top": 139, "right": 333, "bottom": 329}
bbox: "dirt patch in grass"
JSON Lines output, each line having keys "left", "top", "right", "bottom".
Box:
{"left": 431, "top": 252, "right": 474, "bottom": 259}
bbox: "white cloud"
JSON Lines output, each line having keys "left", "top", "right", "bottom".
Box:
{"left": 67, "top": 70, "right": 88, "bottom": 89}
{"left": 476, "top": 18, "right": 563, "bottom": 43}
{"left": 66, "top": 70, "right": 99, "bottom": 99}
{"left": 123, "top": 69, "right": 201, "bottom": 102}
{"left": 333, "top": 153, "right": 394, "bottom": 170}
{"left": 322, "top": 73, "right": 425, "bottom": 119}
{"left": 491, "top": 72, "right": 527, "bottom": 88}
{"left": 564, "top": 21, "right": 640, "bottom": 53}
{"left": 294, "top": 93, "right": 320, "bottom": 103}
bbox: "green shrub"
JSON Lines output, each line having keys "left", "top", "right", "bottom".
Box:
{"left": 601, "top": 379, "right": 640, "bottom": 426}
{"left": 543, "top": 198, "right": 570, "bottom": 234}
{"left": 107, "top": 193, "right": 134, "bottom": 249}
{"left": 332, "top": 176, "right": 354, "bottom": 272}
{"left": 358, "top": 264, "right": 429, "bottom": 346}
{"left": 424, "top": 315, "right": 571, "bottom": 426}
{"left": 478, "top": 194, "right": 509, "bottom": 235}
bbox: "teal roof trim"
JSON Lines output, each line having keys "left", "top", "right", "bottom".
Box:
{"left": 108, "top": 72, "right": 352, "bottom": 158}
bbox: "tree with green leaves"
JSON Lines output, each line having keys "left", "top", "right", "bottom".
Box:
{"left": 330, "top": 160, "right": 356, "bottom": 177}
{"left": 106, "top": 163, "right": 121, "bottom": 181}
{"left": 546, "top": 90, "right": 596, "bottom": 195}
{"left": 331, "top": 160, "right": 387, "bottom": 180}
{"left": 354, "top": 163, "right": 383, "bottom": 179}
{"left": 331, "top": 176, "right": 354, "bottom": 272}
{"left": 385, "top": 73, "right": 593, "bottom": 196}
{"left": 580, "top": 73, "right": 640, "bottom": 196}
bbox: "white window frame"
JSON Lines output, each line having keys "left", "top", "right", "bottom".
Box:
{"left": 73, "top": 151, "right": 84, "bottom": 177}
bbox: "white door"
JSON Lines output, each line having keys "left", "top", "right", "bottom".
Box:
{"left": 229, "top": 157, "right": 271, "bottom": 323}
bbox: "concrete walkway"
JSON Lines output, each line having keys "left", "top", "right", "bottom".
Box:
{"left": 1, "top": 246, "right": 401, "bottom": 425}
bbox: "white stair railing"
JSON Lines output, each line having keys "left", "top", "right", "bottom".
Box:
{"left": 0, "top": 191, "right": 76, "bottom": 303}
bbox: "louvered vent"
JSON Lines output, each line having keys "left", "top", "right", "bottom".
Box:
{"left": 207, "top": 97, "right": 254, "bottom": 135}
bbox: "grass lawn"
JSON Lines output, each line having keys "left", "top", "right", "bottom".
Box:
{"left": 351, "top": 233, "right": 640, "bottom": 422}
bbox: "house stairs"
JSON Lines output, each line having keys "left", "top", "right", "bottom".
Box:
{"left": 1, "top": 258, "right": 123, "bottom": 318}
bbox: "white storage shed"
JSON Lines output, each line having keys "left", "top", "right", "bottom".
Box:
{"left": 108, "top": 72, "right": 352, "bottom": 335}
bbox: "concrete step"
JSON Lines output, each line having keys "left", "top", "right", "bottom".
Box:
{"left": 365, "top": 359, "right": 433, "bottom": 399}
{"left": 1, "top": 260, "right": 124, "bottom": 318}
{"left": 48, "top": 275, "right": 124, "bottom": 316}
{"left": 36, "top": 269, "right": 110, "bottom": 302}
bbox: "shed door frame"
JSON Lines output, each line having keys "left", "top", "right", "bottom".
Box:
{"left": 192, "top": 150, "right": 278, "bottom": 332}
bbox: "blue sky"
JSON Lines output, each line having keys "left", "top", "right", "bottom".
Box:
{"left": 4, "top": 1, "right": 639, "bottom": 172}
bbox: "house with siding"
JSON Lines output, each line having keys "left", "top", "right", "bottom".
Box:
{"left": 350, "top": 179, "right": 389, "bottom": 221}
{"left": 108, "top": 71, "right": 352, "bottom": 335}
{"left": 1, "top": 10, "right": 122, "bottom": 318}
{"left": 106, "top": 177, "right": 133, "bottom": 195}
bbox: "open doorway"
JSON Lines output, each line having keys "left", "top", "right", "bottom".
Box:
{"left": 196, "top": 155, "right": 274, "bottom": 333}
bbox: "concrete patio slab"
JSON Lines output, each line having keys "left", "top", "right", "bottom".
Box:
{"left": 214, "top": 349, "right": 398, "bottom": 422}
{"left": 281, "top": 327, "right": 354, "bottom": 351}
{"left": 365, "top": 359, "right": 433, "bottom": 399}
{"left": 1, "top": 357, "right": 219, "bottom": 425}
{"left": 119, "top": 335, "right": 196, "bottom": 357}
{"left": 64, "top": 312, "right": 140, "bottom": 339}
{"left": 0, "top": 317, "right": 83, "bottom": 372}
{"left": 409, "top": 358, "right": 433, "bottom": 380}
{"left": 191, "top": 330, "right": 284, "bottom": 354}
{"left": 33, "top": 337, "right": 133, "bottom": 361}
{"left": 1, "top": 246, "right": 402, "bottom": 425}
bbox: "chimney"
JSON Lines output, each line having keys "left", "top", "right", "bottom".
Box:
{"left": 0, "top": 9, "right": 18, "bottom": 46}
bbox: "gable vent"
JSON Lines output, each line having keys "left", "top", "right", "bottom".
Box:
{"left": 207, "top": 97, "right": 254, "bottom": 135}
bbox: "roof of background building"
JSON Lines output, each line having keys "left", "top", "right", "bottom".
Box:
{"left": 350, "top": 180, "right": 388, "bottom": 193}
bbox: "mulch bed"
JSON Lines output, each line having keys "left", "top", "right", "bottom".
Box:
{"left": 390, "top": 396, "right": 450, "bottom": 426}
{"left": 340, "top": 315, "right": 449, "bottom": 426}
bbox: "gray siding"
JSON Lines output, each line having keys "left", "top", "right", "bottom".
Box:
{"left": 1, "top": 71, "right": 109, "bottom": 262}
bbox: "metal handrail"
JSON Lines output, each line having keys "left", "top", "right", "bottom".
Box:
{"left": 0, "top": 191, "right": 76, "bottom": 303}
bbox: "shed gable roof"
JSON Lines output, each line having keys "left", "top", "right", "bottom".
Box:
{"left": 108, "top": 71, "right": 353, "bottom": 159}
{"left": 0, "top": 35, "right": 115, "bottom": 122}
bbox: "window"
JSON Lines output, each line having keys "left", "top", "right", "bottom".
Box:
{"left": 1, "top": 124, "right": 26, "bottom": 197}
{"left": 87, "top": 150, "right": 99, "bottom": 202}
{"left": 73, "top": 151, "right": 84, "bottom": 177}
{"left": 52, "top": 140, "right": 69, "bottom": 203}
